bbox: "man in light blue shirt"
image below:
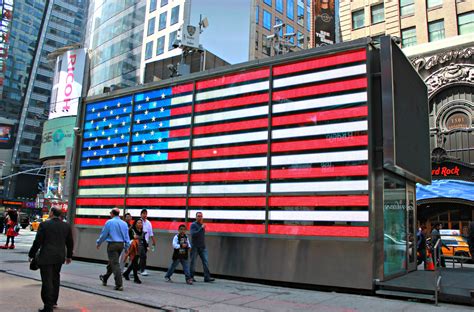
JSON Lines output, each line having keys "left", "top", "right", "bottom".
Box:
{"left": 96, "top": 207, "right": 130, "bottom": 291}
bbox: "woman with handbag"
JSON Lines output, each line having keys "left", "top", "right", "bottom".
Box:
{"left": 0, "top": 208, "right": 19, "bottom": 249}
{"left": 122, "top": 219, "right": 146, "bottom": 284}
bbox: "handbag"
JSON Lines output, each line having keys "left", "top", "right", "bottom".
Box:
{"left": 29, "top": 251, "right": 40, "bottom": 271}
{"left": 14, "top": 224, "right": 20, "bottom": 233}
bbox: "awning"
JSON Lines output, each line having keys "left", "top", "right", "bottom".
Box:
{"left": 416, "top": 179, "right": 474, "bottom": 203}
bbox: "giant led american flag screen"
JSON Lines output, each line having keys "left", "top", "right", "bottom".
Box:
{"left": 75, "top": 47, "right": 369, "bottom": 238}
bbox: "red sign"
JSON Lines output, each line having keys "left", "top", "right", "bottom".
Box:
{"left": 432, "top": 166, "right": 460, "bottom": 177}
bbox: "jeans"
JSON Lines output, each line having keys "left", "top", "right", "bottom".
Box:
{"left": 138, "top": 245, "right": 147, "bottom": 272}
{"left": 165, "top": 258, "right": 191, "bottom": 280}
{"left": 103, "top": 242, "right": 124, "bottom": 286}
{"left": 190, "top": 247, "right": 211, "bottom": 280}
{"left": 123, "top": 255, "right": 140, "bottom": 281}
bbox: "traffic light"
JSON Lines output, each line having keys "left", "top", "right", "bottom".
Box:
{"left": 60, "top": 169, "right": 67, "bottom": 179}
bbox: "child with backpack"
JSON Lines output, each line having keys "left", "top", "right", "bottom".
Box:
{"left": 164, "top": 224, "right": 193, "bottom": 285}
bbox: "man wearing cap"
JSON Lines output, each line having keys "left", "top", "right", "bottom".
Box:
{"left": 96, "top": 207, "right": 130, "bottom": 291}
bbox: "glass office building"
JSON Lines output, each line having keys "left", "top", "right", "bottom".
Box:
{"left": 85, "top": 0, "right": 146, "bottom": 96}
{"left": 0, "top": 0, "right": 87, "bottom": 199}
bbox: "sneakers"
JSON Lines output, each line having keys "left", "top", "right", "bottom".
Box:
{"left": 204, "top": 278, "right": 215, "bottom": 283}
{"left": 99, "top": 275, "right": 107, "bottom": 286}
{"left": 123, "top": 273, "right": 130, "bottom": 281}
{"left": 164, "top": 276, "right": 172, "bottom": 282}
{"left": 186, "top": 279, "right": 193, "bottom": 285}
{"left": 140, "top": 270, "right": 149, "bottom": 276}
{"left": 114, "top": 285, "right": 123, "bottom": 291}
{"left": 191, "top": 278, "right": 197, "bottom": 282}
{"left": 134, "top": 279, "right": 142, "bottom": 284}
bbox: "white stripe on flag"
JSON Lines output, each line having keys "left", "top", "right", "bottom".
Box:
{"left": 169, "top": 116, "right": 191, "bottom": 127}
{"left": 187, "top": 210, "right": 266, "bottom": 220}
{"left": 196, "top": 81, "right": 269, "bottom": 102}
{"left": 193, "top": 130, "right": 268, "bottom": 147}
{"left": 192, "top": 157, "right": 267, "bottom": 170}
{"left": 269, "top": 210, "right": 369, "bottom": 222}
{"left": 190, "top": 184, "right": 267, "bottom": 194}
{"left": 76, "top": 208, "right": 110, "bottom": 216}
{"left": 80, "top": 166, "right": 127, "bottom": 177}
{"left": 127, "top": 186, "right": 187, "bottom": 195}
{"left": 78, "top": 188, "right": 125, "bottom": 196}
{"left": 128, "top": 209, "right": 186, "bottom": 218}
{"left": 130, "top": 162, "right": 188, "bottom": 173}
{"left": 271, "top": 180, "right": 369, "bottom": 193}
{"left": 272, "top": 121, "right": 367, "bottom": 140}
{"left": 195, "top": 106, "right": 269, "bottom": 124}
{"left": 171, "top": 94, "right": 193, "bottom": 106}
{"left": 271, "top": 150, "right": 368, "bottom": 166}
{"left": 273, "top": 92, "right": 367, "bottom": 114}
{"left": 273, "top": 64, "right": 367, "bottom": 89}
{"left": 168, "top": 139, "right": 190, "bottom": 149}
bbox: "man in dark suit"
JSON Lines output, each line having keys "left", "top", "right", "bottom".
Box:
{"left": 29, "top": 208, "right": 73, "bottom": 312}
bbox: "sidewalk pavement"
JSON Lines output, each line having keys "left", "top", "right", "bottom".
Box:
{"left": 0, "top": 246, "right": 472, "bottom": 311}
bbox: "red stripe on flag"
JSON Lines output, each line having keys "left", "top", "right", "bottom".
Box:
{"left": 271, "top": 165, "right": 368, "bottom": 179}
{"left": 196, "top": 68, "right": 269, "bottom": 90}
{"left": 78, "top": 177, "right": 126, "bottom": 187}
{"left": 191, "top": 170, "right": 266, "bottom": 182}
{"left": 269, "top": 195, "right": 369, "bottom": 207}
{"left": 273, "top": 77, "right": 367, "bottom": 101}
{"left": 150, "top": 221, "right": 185, "bottom": 231}
{"left": 170, "top": 128, "right": 191, "bottom": 138}
{"left": 168, "top": 150, "right": 190, "bottom": 160}
{"left": 195, "top": 93, "right": 269, "bottom": 113}
{"left": 172, "top": 84, "right": 193, "bottom": 94}
{"left": 170, "top": 105, "right": 192, "bottom": 116}
{"left": 204, "top": 223, "right": 266, "bottom": 234}
{"left": 189, "top": 197, "right": 267, "bottom": 207}
{"left": 76, "top": 198, "right": 124, "bottom": 206}
{"left": 126, "top": 197, "right": 187, "bottom": 206}
{"left": 272, "top": 106, "right": 368, "bottom": 127}
{"left": 128, "top": 174, "right": 188, "bottom": 184}
{"left": 75, "top": 217, "right": 107, "bottom": 226}
{"left": 272, "top": 135, "right": 368, "bottom": 153}
{"left": 192, "top": 143, "right": 267, "bottom": 159}
{"left": 273, "top": 49, "right": 367, "bottom": 76}
{"left": 193, "top": 118, "right": 268, "bottom": 136}
{"left": 268, "top": 225, "right": 369, "bottom": 237}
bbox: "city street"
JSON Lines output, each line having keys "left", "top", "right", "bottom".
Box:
{"left": 0, "top": 230, "right": 472, "bottom": 312}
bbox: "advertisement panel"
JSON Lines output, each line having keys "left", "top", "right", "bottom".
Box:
{"left": 0, "top": 123, "right": 13, "bottom": 148}
{"left": 49, "top": 48, "right": 87, "bottom": 119}
{"left": 39, "top": 117, "right": 76, "bottom": 159}
{"left": 313, "top": 0, "right": 335, "bottom": 46}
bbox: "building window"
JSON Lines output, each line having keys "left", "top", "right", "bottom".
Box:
{"left": 306, "top": 11, "right": 310, "bottom": 31}
{"left": 170, "top": 5, "right": 180, "bottom": 25}
{"left": 297, "top": 1, "right": 304, "bottom": 26}
{"left": 262, "top": 34, "right": 270, "bottom": 56}
{"left": 161, "top": 0, "right": 168, "bottom": 7}
{"left": 145, "top": 41, "right": 153, "bottom": 60}
{"left": 263, "top": 10, "right": 272, "bottom": 30}
{"left": 275, "top": 17, "right": 283, "bottom": 36}
{"left": 255, "top": 31, "right": 259, "bottom": 50}
{"left": 150, "top": 0, "right": 157, "bottom": 12}
{"left": 297, "top": 31, "right": 304, "bottom": 48}
{"left": 286, "top": 24, "right": 295, "bottom": 44}
{"left": 156, "top": 36, "right": 165, "bottom": 55}
{"left": 352, "top": 9, "right": 364, "bottom": 29}
{"left": 169, "top": 31, "right": 178, "bottom": 51}
{"left": 400, "top": 0, "right": 414, "bottom": 17}
{"left": 371, "top": 4, "right": 384, "bottom": 24}
{"left": 256, "top": 5, "right": 259, "bottom": 24}
{"left": 427, "top": 0, "right": 443, "bottom": 9}
{"left": 264, "top": 0, "right": 272, "bottom": 7}
{"left": 401, "top": 27, "right": 417, "bottom": 47}
{"left": 147, "top": 17, "right": 155, "bottom": 36}
{"left": 159, "top": 11, "right": 167, "bottom": 30}
{"left": 428, "top": 20, "right": 445, "bottom": 42}
{"left": 287, "top": 0, "right": 294, "bottom": 20}
{"left": 276, "top": 0, "right": 283, "bottom": 13}
{"left": 458, "top": 12, "right": 474, "bottom": 35}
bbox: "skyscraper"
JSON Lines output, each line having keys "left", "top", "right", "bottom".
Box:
{"left": 0, "top": 0, "right": 87, "bottom": 199}
{"left": 85, "top": 0, "right": 146, "bottom": 96}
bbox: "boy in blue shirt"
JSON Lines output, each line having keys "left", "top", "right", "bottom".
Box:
{"left": 164, "top": 224, "right": 193, "bottom": 285}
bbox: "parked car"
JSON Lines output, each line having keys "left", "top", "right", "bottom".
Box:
{"left": 30, "top": 215, "right": 49, "bottom": 231}
{"left": 440, "top": 229, "right": 472, "bottom": 263}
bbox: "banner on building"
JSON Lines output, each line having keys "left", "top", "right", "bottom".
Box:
{"left": 313, "top": 0, "right": 335, "bottom": 46}
{"left": 39, "top": 117, "right": 76, "bottom": 159}
{"left": 49, "top": 48, "right": 87, "bottom": 119}
{"left": 0, "top": 123, "right": 14, "bottom": 149}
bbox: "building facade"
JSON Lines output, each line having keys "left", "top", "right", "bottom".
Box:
{"left": 0, "top": 0, "right": 87, "bottom": 199}
{"left": 85, "top": 0, "right": 146, "bottom": 96}
{"left": 339, "top": 0, "right": 473, "bottom": 47}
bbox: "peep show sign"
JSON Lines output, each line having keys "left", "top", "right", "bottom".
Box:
{"left": 39, "top": 117, "right": 76, "bottom": 159}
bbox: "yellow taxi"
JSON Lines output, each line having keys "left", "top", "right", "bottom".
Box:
{"left": 440, "top": 229, "right": 472, "bottom": 262}
{"left": 29, "top": 215, "right": 49, "bottom": 231}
